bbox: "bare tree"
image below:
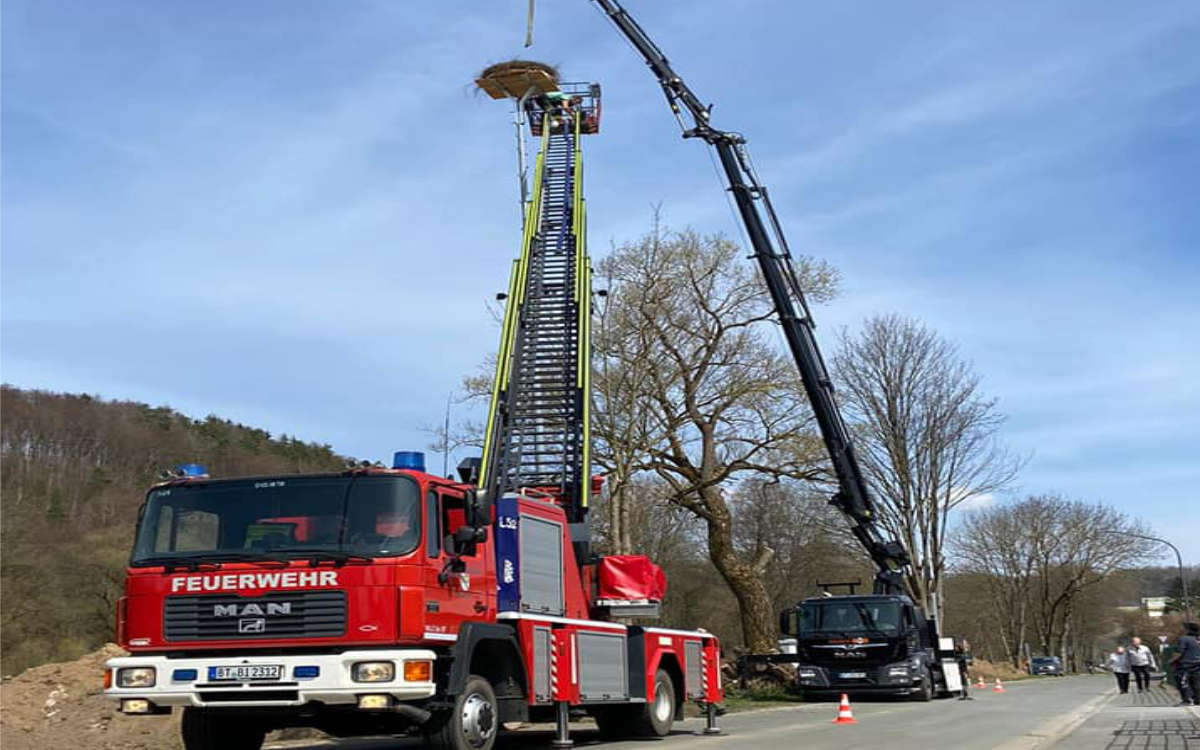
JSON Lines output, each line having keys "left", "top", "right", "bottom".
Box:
{"left": 1028, "top": 497, "right": 1155, "bottom": 662}
{"left": 955, "top": 499, "right": 1055, "bottom": 666}
{"left": 731, "top": 479, "right": 871, "bottom": 611}
{"left": 955, "top": 494, "right": 1155, "bottom": 666}
{"left": 833, "top": 315, "right": 1022, "bottom": 622}
{"left": 593, "top": 261, "right": 666, "bottom": 555}
{"left": 593, "top": 226, "right": 838, "bottom": 651}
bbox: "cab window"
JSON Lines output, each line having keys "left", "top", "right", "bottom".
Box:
{"left": 425, "top": 491, "right": 441, "bottom": 557}
{"left": 440, "top": 492, "right": 476, "bottom": 557}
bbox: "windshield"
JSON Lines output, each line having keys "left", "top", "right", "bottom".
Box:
{"left": 132, "top": 475, "right": 420, "bottom": 564}
{"left": 797, "top": 600, "right": 903, "bottom": 635}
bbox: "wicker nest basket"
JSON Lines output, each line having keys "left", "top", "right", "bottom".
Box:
{"left": 475, "top": 60, "right": 560, "bottom": 100}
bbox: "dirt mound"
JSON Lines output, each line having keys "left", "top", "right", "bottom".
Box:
{"left": 969, "top": 658, "right": 1032, "bottom": 682}
{"left": 1, "top": 646, "right": 334, "bottom": 749}
{"left": 0, "top": 644, "right": 182, "bottom": 750}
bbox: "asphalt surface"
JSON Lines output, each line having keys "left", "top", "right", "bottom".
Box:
{"left": 265, "top": 675, "right": 1119, "bottom": 750}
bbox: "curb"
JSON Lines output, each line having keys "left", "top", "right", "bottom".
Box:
{"left": 992, "top": 688, "right": 1117, "bottom": 750}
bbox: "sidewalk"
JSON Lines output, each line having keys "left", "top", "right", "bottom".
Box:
{"left": 1052, "top": 682, "right": 1200, "bottom": 749}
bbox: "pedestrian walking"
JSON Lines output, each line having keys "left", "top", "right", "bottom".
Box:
{"left": 1107, "top": 646, "right": 1131, "bottom": 694}
{"left": 1168, "top": 622, "right": 1200, "bottom": 706}
{"left": 1128, "top": 637, "right": 1157, "bottom": 691}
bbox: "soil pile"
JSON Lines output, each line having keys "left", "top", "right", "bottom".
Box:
{"left": 0, "top": 644, "right": 182, "bottom": 750}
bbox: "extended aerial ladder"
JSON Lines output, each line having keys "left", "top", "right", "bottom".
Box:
{"left": 589, "top": 0, "right": 909, "bottom": 595}
{"left": 477, "top": 78, "right": 601, "bottom": 560}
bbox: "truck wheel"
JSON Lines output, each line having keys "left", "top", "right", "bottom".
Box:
{"left": 425, "top": 674, "right": 498, "bottom": 750}
{"left": 912, "top": 672, "right": 934, "bottom": 702}
{"left": 181, "top": 708, "right": 265, "bottom": 750}
{"left": 592, "top": 668, "right": 676, "bottom": 739}
{"left": 633, "top": 668, "right": 677, "bottom": 736}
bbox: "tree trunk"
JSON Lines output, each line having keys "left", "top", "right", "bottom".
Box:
{"left": 701, "top": 488, "right": 778, "bottom": 652}
{"left": 617, "top": 481, "right": 632, "bottom": 555}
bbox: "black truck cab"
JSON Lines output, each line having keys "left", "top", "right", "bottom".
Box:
{"left": 780, "top": 594, "right": 942, "bottom": 699}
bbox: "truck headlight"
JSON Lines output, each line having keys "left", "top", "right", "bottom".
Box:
{"left": 797, "top": 669, "right": 818, "bottom": 679}
{"left": 352, "top": 662, "right": 395, "bottom": 683}
{"left": 888, "top": 667, "right": 911, "bottom": 676}
{"left": 117, "top": 667, "right": 156, "bottom": 688}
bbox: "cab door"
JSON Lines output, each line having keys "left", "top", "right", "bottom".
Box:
{"left": 421, "top": 489, "right": 494, "bottom": 640}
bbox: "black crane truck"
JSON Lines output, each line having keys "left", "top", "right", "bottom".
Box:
{"left": 779, "top": 592, "right": 962, "bottom": 700}
{"left": 589, "top": 0, "right": 967, "bottom": 700}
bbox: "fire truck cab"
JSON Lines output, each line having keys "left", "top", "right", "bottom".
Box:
{"left": 105, "top": 458, "right": 721, "bottom": 749}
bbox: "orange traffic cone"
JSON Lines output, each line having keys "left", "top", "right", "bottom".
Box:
{"left": 832, "top": 693, "right": 857, "bottom": 724}
{"left": 993, "top": 678, "right": 1006, "bottom": 693}
{"left": 975, "top": 675, "right": 986, "bottom": 689}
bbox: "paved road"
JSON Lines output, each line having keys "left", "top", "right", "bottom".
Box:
{"left": 266, "top": 675, "right": 1116, "bottom": 750}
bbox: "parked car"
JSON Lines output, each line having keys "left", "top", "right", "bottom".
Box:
{"left": 1030, "top": 656, "right": 1064, "bottom": 676}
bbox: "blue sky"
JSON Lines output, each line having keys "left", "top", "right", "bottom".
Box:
{"left": 4, "top": 1, "right": 1198, "bottom": 560}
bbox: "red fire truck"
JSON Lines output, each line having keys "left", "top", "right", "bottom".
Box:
{"left": 104, "top": 80, "right": 722, "bottom": 750}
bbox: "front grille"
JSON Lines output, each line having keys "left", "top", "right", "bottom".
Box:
{"left": 164, "top": 590, "right": 346, "bottom": 641}
{"left": 804, "top": 644, "right": 898, "bottom": 668}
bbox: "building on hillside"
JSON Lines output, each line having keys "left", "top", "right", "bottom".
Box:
{"left": 1141, "top": 596, "right": 1169, "bottom": 618}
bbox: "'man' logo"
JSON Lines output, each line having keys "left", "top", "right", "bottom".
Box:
{"left": 214, "top": 603, "right": 292, "bottom": 617}
{"left": 238, "top": 618, "right": 266, "bottom": 633}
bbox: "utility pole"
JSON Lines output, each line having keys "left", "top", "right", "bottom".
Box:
{"left": 442, "top": 391, "right": 452, "bottom": 477}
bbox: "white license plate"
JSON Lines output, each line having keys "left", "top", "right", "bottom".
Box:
{"left": 209, "top": 664, "right": 283, "bottom": 682}
{"left": 838, "top": 671, "right": 867, "bottom": 679}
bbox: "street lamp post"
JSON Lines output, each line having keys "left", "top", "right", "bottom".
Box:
{"left": 1106, "top": 531, "right": 1192, "bottom": 620}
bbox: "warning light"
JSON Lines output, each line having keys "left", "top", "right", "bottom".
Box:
{"left": 392, "top": 451, "right": 426, "bottom": 472}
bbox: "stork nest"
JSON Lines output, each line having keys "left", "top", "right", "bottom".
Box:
{"left": 475, "top": 59, "right": 560, "bottom": 100}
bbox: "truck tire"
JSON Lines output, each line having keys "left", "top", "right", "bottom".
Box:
{"left": 425, "top": 674, "right": 499, "bottom": 750}
{"left": 181, "top": 708, "right": 265, "bottom": 750}
{"left": 912, "top": 672, "right": 934, "bottom": 702}
{"left": 592, "top": 668, "right": 676, "bottom": 738}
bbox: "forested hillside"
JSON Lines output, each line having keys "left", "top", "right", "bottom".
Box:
{"left": 0, "top": 386, "right": 348, "bottom": 673}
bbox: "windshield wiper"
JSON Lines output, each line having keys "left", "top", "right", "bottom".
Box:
{"left": 271, "top": 548, "right": 374, "bottom": 566}
{"left": 202, "top": 552, "right": 291, "bottom": 566}
{"left": 137, "top": 555, "right": 221, "bottom": 572}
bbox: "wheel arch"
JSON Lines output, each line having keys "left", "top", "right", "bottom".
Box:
{"left": 652, "top": 652, "right": 686, "bottom": 721}
{"left": 445, "top": 622, "right": 528, "bottom": 700}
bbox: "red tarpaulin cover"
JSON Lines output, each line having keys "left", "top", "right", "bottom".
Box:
{"left": 597, "top": 555, "right": 667, "bottom": 601}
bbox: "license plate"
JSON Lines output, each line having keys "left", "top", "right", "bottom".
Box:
{"left": 208, "top": 664, "right": 283, "bottom": 682}
{"left": 839, "top": 671, "right": 867, "bottom": 679}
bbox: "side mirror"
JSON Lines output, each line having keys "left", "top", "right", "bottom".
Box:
{"left": 448, "top": 525, "right": 487, "bottom": 557}
{"left": 454, "top": 525, "right": 487, "bottom": 545}
{"left": 465, "top": 489, "right": 493, "bottom": 528}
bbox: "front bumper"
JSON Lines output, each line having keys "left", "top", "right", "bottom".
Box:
{"left": 104, "top": 649, "right": 437, "bottom": 709}
{"left": 794, "top": 663, "right": 922, "bottom": 694}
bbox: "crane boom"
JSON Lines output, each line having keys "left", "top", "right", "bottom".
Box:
{"left": 591, "top": 0, "right": 909, "bottom": 594}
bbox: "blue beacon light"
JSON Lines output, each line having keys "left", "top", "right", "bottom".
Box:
{"left": 392, "top": 451, "right": 426, "bottom": 472}
{"left": 177, "top": 463, "right": 209, "bottom": 478}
